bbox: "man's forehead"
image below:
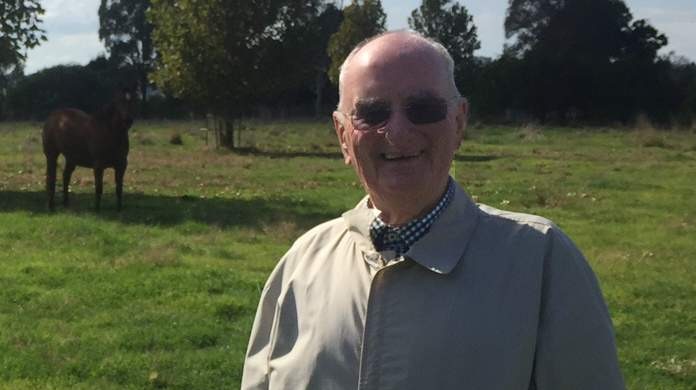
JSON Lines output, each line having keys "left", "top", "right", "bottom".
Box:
{"left": 354, "top": 90, "right": 444, "bottom": 105}
{"left": 346, "top": 65, "right": 449, "bottom": 103}
{"left": 349, "top": 54, "right": 446, "bottom": 89}
{"left": 354, "top": 37, "right": 441, "bottom": 70}
{"left": 339, "top": 33, "right": 452, "bottom": 110}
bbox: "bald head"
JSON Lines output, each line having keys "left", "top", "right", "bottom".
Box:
{"left": 337, "top": 30, "right": 460, "bottom": 112}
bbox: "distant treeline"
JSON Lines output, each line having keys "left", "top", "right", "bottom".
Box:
{"left": 1, "top": 0, "right": 695, "bottom": 128}
{"left": 1, "top": 58, "right": 198, "bottom": 121}
{"left": 5, "top": 54, "right": 693, "bottom": 127}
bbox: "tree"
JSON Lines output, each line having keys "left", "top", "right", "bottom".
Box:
{"left": 666, "top": 56, "right": 696, "bottom": 126}
{"left": 504, "top": 0, "right": 559, "bottom": 57}
{"left": 148, "top": 0, "right": 323, "bottom": 148}
{"left": 310, "top": 4, "right": 343, "bottom": 116}
{"left": 0, "top": 63, "right": 24, "bottom": 119}
{"left": 327, "top": 0, "right": 386, "bottom": 85}
{"left": 621, "top": 19, "right": 668, "bottom": 63}
{"left": 0, "top": 0, "right": 46, "bottom": 71}
{"left": 1, "top": 0, "right": 46, "bottom": 117}
{"left": 253, "top": 1, "right": 341, "bottom": 118}
{"left": 5, "top": 64, "right": 112, "bottom": 120}
{"left": 99, "top": 0, "right": 155, "bottom": 112}
{"left": 503, "top": 0, "right": 669, "bottom": 123}
{"left": 408, "top": 0, "right": 480, "bottom": 82}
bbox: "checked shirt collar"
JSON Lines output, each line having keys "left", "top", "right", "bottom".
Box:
{"left": 369, "top": 178, "right": 455, "bottom": 256}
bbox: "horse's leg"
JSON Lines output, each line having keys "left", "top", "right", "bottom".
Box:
{"left": 62, "top": 160, "right": 76, "bottom": 207}
{"left": 114, "top": 162, "right": 127, "bottom": 212}
{"left": 45, "top": 153, "right": 58, "bottom": 211}
{"left": 93, "top": 166, "right": 104, "bottom": 211}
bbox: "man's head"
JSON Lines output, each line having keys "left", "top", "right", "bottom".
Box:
{"left": 333, "top": 30, "right": 468, "bottom": 225}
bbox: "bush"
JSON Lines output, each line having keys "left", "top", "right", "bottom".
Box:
{"left": 169, "top": 133, "right": 183, "bottom": 145}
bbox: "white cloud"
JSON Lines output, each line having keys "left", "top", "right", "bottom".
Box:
{"left": 23, "top": 0, "right": 103, "bottom": 74}
{"left": 44, "top": 0, "right": 99, "bottom": 21}
{"left": 24, "top": 32, "right": 105, "bottom": 74}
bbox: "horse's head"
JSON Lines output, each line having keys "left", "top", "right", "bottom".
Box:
{"left": 111, "top": 88, "right": 137, "bottom": 131}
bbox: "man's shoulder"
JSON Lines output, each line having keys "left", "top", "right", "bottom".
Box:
{"left": 449, "top": 182, "right": 557, "bottom": 237}
{"left": 473, "top": 202, "right": 584, "bottom": 260}
{"left": 289, "top": 216, "right": 348, "bottom": 252}
{"left": 476, "top": 202, "right": 558, "bottom": 234}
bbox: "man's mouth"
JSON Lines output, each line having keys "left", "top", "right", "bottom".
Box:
{"left": 381, "top": 151, "right": 424, "bottom": 161}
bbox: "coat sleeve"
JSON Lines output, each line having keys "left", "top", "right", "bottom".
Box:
{"left": 240, "top": 258, "right": 287, "bottom": 390}
{"left": 532, "top": 228, "right": 625, "bottom": 390}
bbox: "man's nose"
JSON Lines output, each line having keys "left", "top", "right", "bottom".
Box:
{"left": 383, "top": 109, "right": 417, "bottom": 145}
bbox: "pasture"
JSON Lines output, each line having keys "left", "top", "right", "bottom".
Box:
{"left": 1, "top": 119, "right": 695, "bottom": 389}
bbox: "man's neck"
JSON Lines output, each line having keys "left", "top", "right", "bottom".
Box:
{"left": 369, "top": 178, "right": 451, "bottom": 227}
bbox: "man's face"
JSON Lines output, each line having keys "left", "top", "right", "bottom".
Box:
{"left": 333, "top": 35, "right": 467, "bottom": 216}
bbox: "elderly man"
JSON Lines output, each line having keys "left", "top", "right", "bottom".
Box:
{"left": 242, "top": 30, "right": 624, "bottom": 390}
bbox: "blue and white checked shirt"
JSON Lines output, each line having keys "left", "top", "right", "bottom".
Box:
{"left": 369, "top": 178, "right": 455, "bottom": 255}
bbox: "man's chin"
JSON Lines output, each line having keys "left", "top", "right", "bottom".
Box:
{"left": 370, "top": 177, "right": 431, "bottom": 201}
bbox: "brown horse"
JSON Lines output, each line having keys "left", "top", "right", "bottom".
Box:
{"left": 42, "top": 89, "right": 136, "bottom": 211}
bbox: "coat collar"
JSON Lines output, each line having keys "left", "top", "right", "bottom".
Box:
{"left": 342, "top": 181, "right": 480, "bottom": 274}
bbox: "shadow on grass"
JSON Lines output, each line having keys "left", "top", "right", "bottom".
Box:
{"left": 233, "top": 146, "right": 499, "bottom": 162}
{"left": 233, "top": 147, "right": 344, "bottom": 160}
{"left": 455, "top": 154, "right": 499, "bottom": 162}
{"left": 0, "top": 190, "right": 336, "bottom": 230}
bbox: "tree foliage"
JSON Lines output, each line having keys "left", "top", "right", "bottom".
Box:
{"left": 327, "top": 0, "right": 386, "bottom": 85}
{"left": 0, "top": 0, "right": 46, "bottom": 72}
{"left": 148, "top": 0, "right": 327, "bottom": 147}
{"left": 255, "top": 1, "right": 341, "bottom": 114}
{"left": 502, "top": 0, "right": 670, "bottom": 123}
{"left": 4, "top": 61, "right": 129, "bottom": 120}
{"left": 256, "top": 2, "right": 343, "bottom": 117}
{"left": 98, "top": 0, "right": 155, "bottom": 106}
{"left": 504, "top": 0, "right": 559, "bottom": 56}
{"left": 306, "top": 3, "right": 343, "bottom": 116}
{"left": 148, "top": 0, "right": 324, "bottom": 111}
{"left": 2, "top": 56, "right": 188, "bottom": 121}
{"left": 408, "top": 0, "right": 480, "bottom": 70}
{"left": 1, "top": 0, "right": 46, "bottom": 119}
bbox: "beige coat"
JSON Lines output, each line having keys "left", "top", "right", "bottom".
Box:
{"left": 242, "top": 183, "right": 625, "bottom": 390}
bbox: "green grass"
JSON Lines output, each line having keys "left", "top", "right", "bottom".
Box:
{"left": 1, "top": 120, "right": 696, "bottom": 389}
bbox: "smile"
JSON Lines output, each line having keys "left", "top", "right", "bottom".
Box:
{"left": 381, "top": 151, "right": 424, "bottom": 161}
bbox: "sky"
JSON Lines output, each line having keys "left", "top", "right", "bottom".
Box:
{"left": 23, "top": 0, "right": 696, "bottom": 75}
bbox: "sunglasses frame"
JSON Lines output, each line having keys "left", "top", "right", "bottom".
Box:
{"left": 336, "top": 95, "right": 463, "bottom": 133}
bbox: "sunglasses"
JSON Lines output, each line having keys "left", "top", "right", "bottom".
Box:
{"left": 340, "top": 95, "right": 460, "bottom": 132}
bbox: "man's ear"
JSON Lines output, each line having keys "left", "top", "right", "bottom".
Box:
{"left": 333, "top": 112, "right": 352, "bottom": 165}
{"left": 455, "top": 98, "right": 469, "bottom": 147}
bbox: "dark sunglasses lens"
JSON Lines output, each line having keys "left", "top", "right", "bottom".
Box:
{"left": 353, "top": 104, "right": 391, "bottom": 130}
{"left": 406, "top": 100, "right": 448, "bottom": 124}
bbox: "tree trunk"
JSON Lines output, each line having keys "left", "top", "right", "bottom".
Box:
{"left": 220, "top": 117, "right": 236, "bottom": 149}
{"left": 208, "top": 113, "right": 243, "bottom": 149}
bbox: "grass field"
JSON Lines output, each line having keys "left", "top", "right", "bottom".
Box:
{"left": 1, "top": 119, "right": 695, "bottom": 389}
